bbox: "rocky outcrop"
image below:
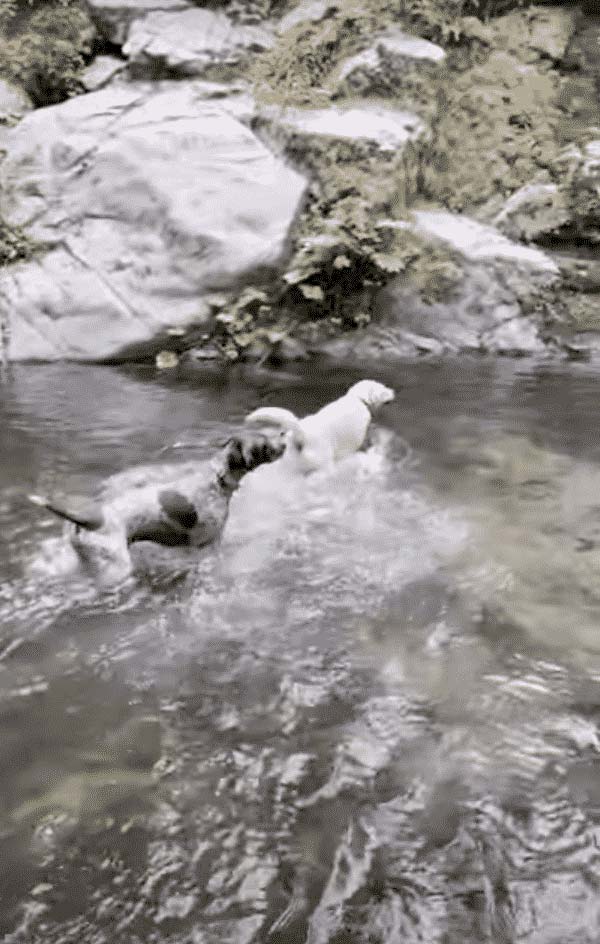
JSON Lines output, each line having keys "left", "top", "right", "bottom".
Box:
{"left": 332, "top": 28, "right": 445, "bottom": 110}
{"left": 0, "top": 82, "right": 305, "bottom": 361}
{"left": 317, "top": 213, "right": 559, "bottom": 360}
{"left": 494, "top": 141, "right": 600, "bottom": 249}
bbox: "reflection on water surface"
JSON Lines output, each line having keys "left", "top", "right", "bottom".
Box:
{"left": 1, "top": 359, "right": 600, "bottom": 943}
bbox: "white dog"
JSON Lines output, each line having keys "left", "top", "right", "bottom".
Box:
{"left": 244, "top": 379, "right": 395, "bottom": 473}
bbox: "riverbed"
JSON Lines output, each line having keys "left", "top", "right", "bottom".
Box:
{"left": 1, "top": 358, "right": 600, "bottom": 944}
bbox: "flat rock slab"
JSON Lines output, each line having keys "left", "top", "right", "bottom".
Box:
{"left": 83, "top": 0, "right": 191, "bottom": 43}
{"left": 0, "top": 82, "right": 305, "bottom": 361}
{"left": 337, "top": 29, "right": 445, "bottom": 86}
{"left": 123, "top": 8, "right": 274, "bottom": 77}
{"left": 264, "top": 104, "right": 426, "bottom": 152}
{"left": 81, "top": 55, "right": 128, "bottom": 91}
{"left": 412, "top": 211, "right": 559, "bottom": 272}
{"left": 493, "top": 182, "right": 570, "bottom": 243}
{"left": 276, "top": 0, "right": 331, "bottom": 33}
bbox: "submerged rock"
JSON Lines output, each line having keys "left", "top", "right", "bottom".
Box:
{"left": 123, "top": 7, "right": 274, "bottom": 79}
{"left": 0, "top": 82, "right": 305, "bottom": 361}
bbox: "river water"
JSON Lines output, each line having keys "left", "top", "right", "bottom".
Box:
{"left": 2, "top": 358, "right": 600, "bottom": 944}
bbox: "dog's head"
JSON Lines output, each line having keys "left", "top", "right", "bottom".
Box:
{"left": 217, "top": 430, "right": 285, "bottom": 492}
{"left": 348, "top": 380, "right": 395, "bottom": 411}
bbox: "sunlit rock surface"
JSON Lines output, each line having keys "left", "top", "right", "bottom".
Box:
{"left": 123, "top": 7, "right": 274, "bottom": 78}
{"left": 0, "top": 82, "right": 305, "bottom": 361}
{"left": 82, "top": 0, "right": 190, "bottom": 43}
{"left": 0, "top": 79, "right": 32, "bottom": 124}
{"left": 412, "top": 211, "right": 558, "bottom": 272}
{"left": 258, "top": 103, "right": 427, "bottom": 154}
{"left": 333, "top": 29, "right": 445, "bottom": 101}
{"left": 276, "top": 0, "right": 330, "bottom": 34}
{"left": 81, "top": 55, "right": 128, "bottom": 91}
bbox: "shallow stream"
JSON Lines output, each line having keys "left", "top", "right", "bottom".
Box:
{"left": 2, "top": 358, "right": 600, "bottom": 943}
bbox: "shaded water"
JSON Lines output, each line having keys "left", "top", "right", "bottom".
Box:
{"left": 2, "top": 359, "right": 600, "bottom": 943}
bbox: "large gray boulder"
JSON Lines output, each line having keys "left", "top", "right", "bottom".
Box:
{"left": 0, "top": 82, "right": 306, "bottom": 361}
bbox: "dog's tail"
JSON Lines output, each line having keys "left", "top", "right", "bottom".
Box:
{"left": 244, "top": 407, "right": 303, "bottom": 436}
{"left": 28, "top": 494, "right": 105, "bottom": 531}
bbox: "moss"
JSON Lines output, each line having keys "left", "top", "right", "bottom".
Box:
{"left": 417, "top": 8, "right": 583, "bottom": 214}
{"left": 0, "top": 0, "right": 95, "bottom": 107}
{"left": 0, "top": 218, "right": 35, "bottom": 266}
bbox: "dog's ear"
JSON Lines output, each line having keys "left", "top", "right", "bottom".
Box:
{"left": 247, "top": 434, "right": 284, "bottom": 469}
{"left": 224, "top": 437, "right": 247, "bottom": 473}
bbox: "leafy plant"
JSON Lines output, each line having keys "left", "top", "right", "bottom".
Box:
{"left": 0, "top": 220, "right": 35, "bottom": 266}
{"left": 396, "top": 0, "right": 526, "bottom": 43}
{"left": 0, "top": 0, "right": 95, "bottom": 106}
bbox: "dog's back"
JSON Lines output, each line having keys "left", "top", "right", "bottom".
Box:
{"left": 301, "top": 393, "right": 372, "bottom": 464}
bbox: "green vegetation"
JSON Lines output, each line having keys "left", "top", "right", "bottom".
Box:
{"left": 0, "top": 1, "right": 94, "bottom": 268}
{"left": 0, "top": 0, "right": 95, "bottom": 106}
{"left": 0, "top": 219, "right": 35, "bottom": 267}
{"left": 208, "top": 0, "right": 578, "bottom": 362}
{"left": 396, "top": 0, "right": 527, "bottom": 43}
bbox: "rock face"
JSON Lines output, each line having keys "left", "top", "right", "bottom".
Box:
{"left": 0, "top": 82, "right": 306, "bottom": 361}
{"left": 319, "top": 213, "right": 559, "bottom": 360}
{"left": 123, "top": 8, "right": 274, "bottom": 78}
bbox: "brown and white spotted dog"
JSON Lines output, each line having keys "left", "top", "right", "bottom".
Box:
{"left": 29, "top": 431, "right": 284, "bottom": 584}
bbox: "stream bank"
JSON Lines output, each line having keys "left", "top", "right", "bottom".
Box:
{"left": 1, "top": 1, "right": 600, "bottom": 364}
